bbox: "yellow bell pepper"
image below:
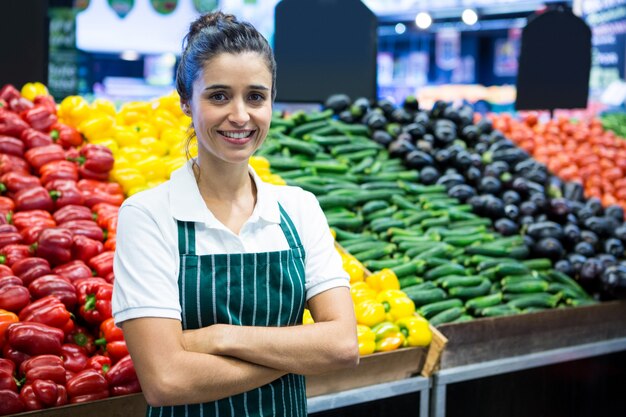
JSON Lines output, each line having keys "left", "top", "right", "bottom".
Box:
{"left": 160, "top": 127, "right": 186, "bottom": 147}
{"left": 343, "top": 256, "right": 365, "bottom": 284}
{"left": 376, "top": 289, "right": 416, "bottom": 321}
{"left": 302, "top": 309, "right": 314, "bottom": 325}
{"left": 116, "top": 146, "right": 150, "bottom": 162}
{"left": 20, "top": 82, "right": 49, "bottom": 101}
{"left": 110, "top": 168, "right": 146, "bottom": 192}
{"left": 350, "top": 282, "right": 376, "bottom": 306}
{"left": 133, "top": 121, "right": 159, "bottom": 139}
{"left": 356, "top": 325, "right": 376, "bottom": 355}
{"left": 163, "top": 156, "right": 187, "bottom": 175}
{"left": 78, "top": 114, "right": 115, "bottom": 141}
{"left": 91, "top": 98, "right": 117, "bottom": 116}
{"left": 138, "top": 137, "right": 168, "bottom": 157}
{"left": 365, "top": 268, "right": 400, "bottom": 292}
{"left": 134, "top": 155, "right": 168, "bottom": 181}
{"left": 396, "top": 315, "right": 432, "bottom": 347}
{"left": 354, "top": 299, "right": 386, "bottom": 327}
{"left": 59, "top": 95, "right": 92, "bottom": 125}
{"left": 371, "top": 321, "right": 406, "bottom": 352}
{"left": 113, "top": 125, "right": 141, "bottom": 147}
{"left": 90, "top": 138, "right": 119, "bottom": 154}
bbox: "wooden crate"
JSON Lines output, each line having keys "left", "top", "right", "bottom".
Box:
{"left": 434, "top": 300, "right": 626, "bottom": 369}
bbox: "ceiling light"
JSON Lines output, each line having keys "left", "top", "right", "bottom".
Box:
{"left": 415, "top": 12, "right": 432, "bottom": 30}
{"left": 462, "top": 9, "right": 478, "bottom": 25}
{"left": 395, "top": 23, "right": 406, "bottom": 34}
{"left": 120, "top": 50, "right": 140, "bottom": 61}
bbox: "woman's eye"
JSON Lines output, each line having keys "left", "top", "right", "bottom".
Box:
{"left": 210, "top": 93, "right": 227, "bottom": 101}
{"left": 249, "top": 93, "right": 266, "bottom": 102}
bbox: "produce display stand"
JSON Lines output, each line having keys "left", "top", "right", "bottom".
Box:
{"left": 429, "top": 300, "right": 626, "bottom": 417}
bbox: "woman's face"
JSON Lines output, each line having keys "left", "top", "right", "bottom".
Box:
{"left": 184, "top": 51, "right": 273, "bottom": 167}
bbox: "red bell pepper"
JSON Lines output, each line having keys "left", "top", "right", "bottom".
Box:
{"left": 20, "top": 128, "right": 53, "bottom": 149}
{"left": 88, "top": 251, "right": 114, "bottom": 281}
{"left": 0, "top": 244, "right": 34, "bottom": 267}
{"left": 66, "top": 368, "right": 109, "bottom": 403}
{"left": 19, "top": 225, "right": 47, "bottom": 245}
{"left": 46, "top": 179, "right": 85, "bottom": 209}
{"left": 11, "top": 257, "right": 51, "bottom": 286}
{"left": 6, "top": 321, "right": 64, "bottom": 356}
{"left": 96, "top": 318, "right": 128, "bottom": 364}
{"left": 21, "top": 106, "right": 58, "bottom": 132}
{"left": 93, "top": 202, "right": 119, "bottom": 232}
{"left": 82, "top": 189, "right": 124, "bottom": 209}
{"left": 72, "top": 144, "right": 115, "bottom": 181}
{"left": 53, "top": 260, "right": 93, "bottom": 283}
{"left": 0, "top": 225, "right": 23, "bottom": 249}
{"left": 0, "top": 171, "right": 41, "bottom": 196}
{"left": 0, "top": 358, "right": 17, "bottom": 392}
{"left": 12, "top": 209, "right": 56, "bottom": 231}
{"left": 103, "top": 234, "right": 116, "bottom": 252}
{"left": 0, "top": 277, "right": 30, "bottom": 313}
{"left": 106, "top": 354, "right": 141, "bottom": 396}
{"left": 20, "top": 379, "right": 67, "bottom": 410}
{"left": 60, "top": 219, "right": 104, "bottom": 241}
{"left": 9, "top": 98, "right": 34, "bottom": 113}
{"left": 61, "top": 343, "right": 89, "bottom": 374}
{"left": 0, "top": 135, "right": 24, "bottom": 157}
{"left": 13, "top": 186, "right": 54, "bottom": 212}
{"left": 66, "top": 325, "right": 98, "bottom": 356}
{"left": 78, "top": 179, "right": 124, "bottom": 197}
{"left": 33, "top": 96, "right": 57, "bottom": 115}
{"left": 53, "top": 204, "right": 93, "bottom": 224}
{"left": 20, "top": 354, "right": 66, "bottom": 385}
{"left": 35, "top": 227, "right": 73, "bottom": 266}
{"left": 0, "top": 389, "right": 25, "bottom": 415}
{"left": 0, "top": 154, "right": 30, "bottom": 177}
{"left": 28, "top": 275, "right": 78, "bottom": 311}
{"left": 50, "top": 122, "right": 83, "bottom": 148}
{"left": 2, "top": 344, "right": 30, "bottom": 369}
{"left": 72, "top": 235, "right": 104, "bottom": 263}
{"left": 86, "top": 355, "right": 111, "bottom": 375}
{"left": 18, "top": 295, "right": 74, "bottom": 333}
{"left": 76, "top": 279, "right": 112, "bottom": 325}
{"left": 0, "top": 85, "right": 21, "bottom": 102}
{"left": 0, "top": 264, "right": 13, "bottom": 277}
{"left": 24, "top": 144, "right": 65, "bottom": 171}
{"left": 0, "top": 310, "right": 18, "bottom": 351}
{"left": 0, "top": 196, "right": 15, "bottom": 214}
{"left": 39, "top": 160, "right": 79, "bottom": 185}
{"left": 0, "top": 112, "right": 30, "bottom": 137}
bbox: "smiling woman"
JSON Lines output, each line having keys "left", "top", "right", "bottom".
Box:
{"left": 111, "top": 11, "right": 359, "bottom": 417}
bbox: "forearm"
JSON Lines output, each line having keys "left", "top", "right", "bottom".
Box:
{"left": 120, "top": 318, "right": 285, "bottom": 407}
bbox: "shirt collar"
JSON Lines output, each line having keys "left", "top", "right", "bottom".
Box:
{"left": 169, "top": 159, "right": 281, "bottom": 226}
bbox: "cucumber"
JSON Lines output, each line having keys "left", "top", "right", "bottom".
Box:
{"left": 365, "top": 170, "right": 420, "bottom": 182}
{"left": 326, "top": 216, "right": 363, "bottom": 231}
{"left": 420, "top": 215, "right": 450, "bottom": 229}
{"left": 331, "top": 121, "right": 370, "bottom": 136}
{"left": 439, "top": 275, "right": 486, "bottom": 289}
{"left": 349, "top": 156, "right": 375, "bottom": 175}
{"left": 464, "top": 245, "right": 510, "bottom": 257}
{"left": 507, "top": 293, "right": 561, "bottom": 309}
{"left": 342, "top": 240, "right": 389, "bottom": 255}
{"left": 330, "top": 142, "right": 383, "bottom": 156}
{"left": 449, "top": 218, "right": 492, "bottom": 229}
{"left": 398, "top": 276, "right": 424, "bottom": 288}
{"left": 275, "top": 136, "right": 321, "bottom": 156}
{"left": 566, "top": 298, "right": 598, "bottom": 307}
{"left": 448, "top": 279, "right": 491, "bottom": 299}
{"left": 424, "top": 263, "right": 467, "bottom": 280}
{"left": 369, "top": 218, "right": 406, "bottom": 234}
{"left": 361, "top": 200, "right": 390, "bottom": 215}
{"left": 452, "top": 314, "right": 475, "bottom": 323}
{"left": 429, "top": 306, "right": 466, "bottom": 326}
{"left": 439, "top": 226, "right": 487, "bottom": 237}
{"left": 351, "top": 244, "right": 396, "bottom": 262}
{"left": 495, "top": 262, "right": 531, "bottom": 276}
{"left": 399, "top": 182, "right": 447, "bottom": 195}
{"left": 307, "top": 134, "right": 352, "bottom": 146}
{"left": 404, "top": 242, "right": 449, "bottom": 259}
{"left": 500, "top": 274, "right": 540, "bottom": 286}
{"left": 300, "top": 161, "right": 350, "bottom": 174}
{"left": 352, "top": 190, "right": 402, "bottom": 204}
{"left": 364, "top": 206, "right": 398, "bottom": 222}
{"left": 266, "top": 157, "right": 303, "bottom": 171}
{"left": 390, "top": 261, "right": 425, "bottom": 279}
{"left": 336, "top": 149, "right": 379, "bottom": 162}
{"left": 290, "top": 120, "right": 331, "bottom": 138}
{"left": 364, "top": 258, "right": 407, "bottom": 271}
{"left": 414, "top": 244, "right": 455, "bottom": 261}
{"left": 521, "top": 258, "right": 553, "bottom": 271}
{"left": 465, "top": 292, "right": 503, "bottom": 311}
{"left": 402, "top": 281, "right": 437, "bottom": 292}
{"left": 403, "top": 287, "right": 448, "bottom": 307}
{"left": 476, "top": 258, "right": 518, "bottom": 272}
{"left": 478, "top": 305, "right": 520, "bottom": 317}
{"left": 502, "top": 279, "right": 549, "bottom": 294}
{"left": 287, "top": 180, "right": 327, "bottom": 195}
{"left": 546, "top": 270, "right": 588, "bottom": 295}
{"left": 360, "top": 181, "right": 401, "bottom": 191}
{"left": 547, "top": 283, "right": 591, "bottom": 300}
{"left": 317, "top": 195, "right": 357, "bottom": 210}
{"left": 303, "top": 108, "right": 334, "bottom": 122}
{"left": 391, "top": 194, "right": 421, "bottom": 211}
{"left": 418, "top": 298, "right": 464, "bottom": 319}
{"left": 332, "top": 227, "right": 365, "bottom": 241}
{"left": 443, "top": 233, "right": 490, "bottom": 247}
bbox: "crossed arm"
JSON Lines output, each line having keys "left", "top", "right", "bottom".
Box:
{"left": 120, "top": 286, "right": 358, "bottom": 407}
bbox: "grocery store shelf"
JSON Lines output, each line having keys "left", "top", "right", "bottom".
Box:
{"left": 430, "top": 336, "right": 626, "bottom": 417}
{"left": 307, "top": 376, "right": 430, "bottom": 416}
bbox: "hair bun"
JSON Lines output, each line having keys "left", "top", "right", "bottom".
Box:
{"left": 188, "top": 11, "right": 237, "bottom": 39}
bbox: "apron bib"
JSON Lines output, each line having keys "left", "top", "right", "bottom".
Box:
{"left": 147, "top": 203, "right": 307, "bottom": 417}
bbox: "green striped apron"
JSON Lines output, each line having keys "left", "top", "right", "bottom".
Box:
{"left": 147, "top": 203, "right": 307, "bottom": 417}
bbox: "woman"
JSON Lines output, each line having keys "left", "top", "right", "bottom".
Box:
{"left": 112, "top": 11, "right": 359, "bottom": 416}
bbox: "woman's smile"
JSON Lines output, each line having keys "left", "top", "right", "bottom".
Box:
{"left": 218, "top": 129, "right": 257, "bottom": 145}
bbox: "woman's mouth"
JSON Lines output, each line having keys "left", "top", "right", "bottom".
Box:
{"left": 218, "top": 130, "right": 255, "bottom": 145}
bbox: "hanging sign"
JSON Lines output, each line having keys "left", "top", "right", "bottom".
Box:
{"left": 435, "top": 29, "right": 460, "bottom": 71}
{"left": 193, "top": 0, "right": 219, "bottom": 13}
{"left": 151, "top": 0, "right": 179, "bottom": 15}
{"left": 73, "top": 0, "right": 90, "bottom": 12}
{"left": 107, "top": 0, "right": 135, "bottom": 18}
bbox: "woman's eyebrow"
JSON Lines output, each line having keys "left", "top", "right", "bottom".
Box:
{"left": 204, "top": 84, "right": 230, "bottom": 91}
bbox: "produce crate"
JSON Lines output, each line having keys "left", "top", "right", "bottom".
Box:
{"left": 306, "top": 324, "right": 447, "bottom": 397}
{"left": 4, "top": 394, "right": 148, "bottom": 417}
{"left": 433, "top": 300, "right": 626, "bottom": 369}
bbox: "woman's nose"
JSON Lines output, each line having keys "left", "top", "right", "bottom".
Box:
{"left": 228, "top": 100, "right": 250, "bottom": 126}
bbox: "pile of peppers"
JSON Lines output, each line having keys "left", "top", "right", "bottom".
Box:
{"left": 0, "top": 83, "right": 140, "bottom": 415}
{"left": 339, "top": 250, "right": 433, "bottom": 355}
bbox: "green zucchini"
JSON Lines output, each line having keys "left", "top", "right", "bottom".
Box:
{"left": 478, "top": 305, "right": 520, "bottom": 317}
{"left": 290, "top": 120, "right": 330, "bottom": 138}
{"left": 398, "top": 276, "right": 424, "bottom": 288}
{"left": 342, "top": 241, "right": 389, "bottom": 255}
{"left": 439, "top": 275, "right": 486, "bottom": 289}
{"left": 443, "top": 233, "right": 490, "bottom": 247}
{"left": 507, "top": 293, "right": 561, "bottom": 309}
{"left": 317, "top": 195, "right": 357, "bottom": 210}
{"left": 361, "top": 200, "right": 390, "bottom": 215}
{"left": 364, "top": 206, "right": 398, "bottom": 222}
{"left": 307, "top": 134, "right": 352, "bottom": 146}
{"left": 429, "top": 306, "right": 466, "bottom": 326}
{"left": 418, "top": 299, "right": 464, "bottom": 319}
{"left": 369, "top": 218, "right": 406, "bottom": 234}
{"left": 521, "top": 258, "right": 553, "bottom": 271}
{"left": 326, "top": 216, "right": 363, "bottom": 231}
{"left": 351, "top": 244, "right": 396, "bottom": 262}
{"left": 502, "top": 279, "right": 549, "bottom": 294}
{"left": 330, "top": 142, "right": 382, "bottom": 156}
{"left": 546, "top": 270, "right": 588, "bottom": 295}
{"left": 424, "top": 262, "right": 467, "bottom": 280}
{"left": 465, "top": 292, "right": 503, "bottom": 311}
{"left": 403, "top": 287, "right": 448, "bottom": 307}
{"left": 451, "top": 314, "right": 475, "bottom": 323}
{"left": 390, "top": 261, "right": 426, "bottom": 279}
{"left": 448, "top": 279, "right": 491, "bottom": 299}
{"left": 275, "top": 136, "right": 321, "bottom": 156}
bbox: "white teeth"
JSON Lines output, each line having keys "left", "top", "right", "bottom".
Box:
{"left": 221, "top": 131, "right": 252, "bottom": 139}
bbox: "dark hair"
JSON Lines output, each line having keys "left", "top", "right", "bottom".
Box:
{"left": 176, "top": 11, "right": 277, "bottom": 103}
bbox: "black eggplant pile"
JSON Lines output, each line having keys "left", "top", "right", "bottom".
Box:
{"left": 323, "top": 94, "right": 626, "bottom": 300}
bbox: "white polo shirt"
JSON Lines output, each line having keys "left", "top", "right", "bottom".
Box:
{"left": 112, "top": 160, "right": 349, "bottom": 325}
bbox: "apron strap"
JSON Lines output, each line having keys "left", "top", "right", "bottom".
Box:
{"left": 278, "top": 202, "right": 305, "bottom": 258}
{"left": 177, "top": 220, "right": 196, "bottom": 255}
